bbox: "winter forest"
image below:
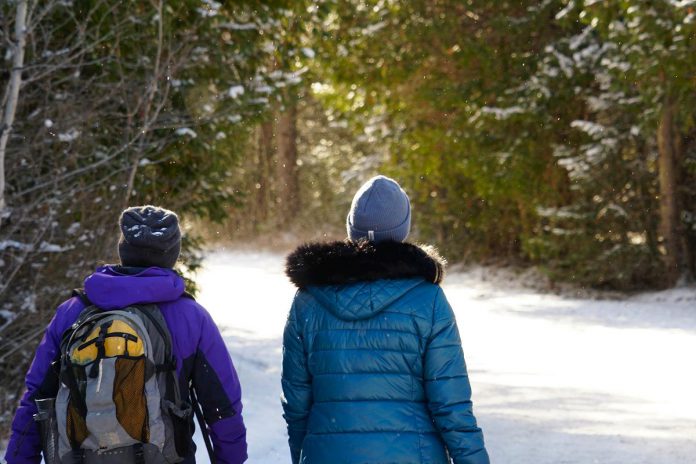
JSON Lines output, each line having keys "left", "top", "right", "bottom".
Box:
{"left": 1, "top": 1, "right": 696, "bottom": 462}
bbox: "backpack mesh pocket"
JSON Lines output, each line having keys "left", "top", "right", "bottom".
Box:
{"left": 57, "top": 305, "right": 184, "bottom": 460}
{"left": 66, "top": 397, "right": 88, "bottom": 448}
{"left": 113, "top": 357, "right": 149, "bottom": 442}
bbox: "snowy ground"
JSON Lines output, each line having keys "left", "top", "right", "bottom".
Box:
{"left": 196, "top": 249, "right": 696, "bottom": 463}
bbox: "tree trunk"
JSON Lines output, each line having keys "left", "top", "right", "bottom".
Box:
{"left": 123, "top": 0, "right": 165, "bottom": 209}
{"left": 276, "top": 98, "right": 299, "bottom": 225}
{"left": 0, "top": 0, "right": 29, "bottom": 219}
{"left": 656, "top": 97, "right": 683, "bottom": 286}
{"left": 255, "top": 119, "right": 275, "bottom": 226}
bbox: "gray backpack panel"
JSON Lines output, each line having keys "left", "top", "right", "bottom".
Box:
{"left": 55, "top": 304, "right": 191, "bottom": 463}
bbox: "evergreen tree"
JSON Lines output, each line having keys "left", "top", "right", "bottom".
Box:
{"left": 0, "top": 0, "right": 303, "bottom": 433}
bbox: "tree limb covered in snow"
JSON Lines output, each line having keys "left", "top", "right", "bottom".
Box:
{"left": 0, "top": 0, "right": 28, "bottom": 220}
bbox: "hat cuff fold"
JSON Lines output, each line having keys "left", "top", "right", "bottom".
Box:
{"left": 118, "top": 237, "right": 180, "bottom": 269}
{"left": 347, "top": 210, "right": 411, "bottom": 243}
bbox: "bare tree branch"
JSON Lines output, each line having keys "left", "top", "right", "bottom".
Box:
{"left": 0, "top": 0, "right": 28, "bottom": 218}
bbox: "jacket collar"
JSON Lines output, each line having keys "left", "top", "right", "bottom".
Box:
{"left": 83, "top": 265, "right": 185, "bottom": 309}
{"left": 285, "top": 240, "right": 446, "bottom": 288}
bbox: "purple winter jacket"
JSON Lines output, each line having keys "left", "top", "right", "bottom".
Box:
{"left": 4, "top": 265, "right": 247, "bottom": 464}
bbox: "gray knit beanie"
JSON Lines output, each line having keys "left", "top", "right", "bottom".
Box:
{"left": 118, "top": 205, "right": 181, "bottom": 268}
{"left": 347, "top": 175, "right": 411, "bottom": 243}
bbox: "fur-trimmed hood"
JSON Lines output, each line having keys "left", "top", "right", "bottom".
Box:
{"left": 285, "top": 240, "right": 446, "bottom": 289}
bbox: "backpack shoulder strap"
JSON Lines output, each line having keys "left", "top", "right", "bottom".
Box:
{"left": 128, "top": 304, "right": 179, "bottom": 394}
{"left": 60, "top": 292, "right": 100, "bottom": 350}
{"left": 131, "top": 304, "right": 173, "bottom": 354}
{"left": 57, "top": 297, "right": 102, "bottom": 418}
{"left": 72, "top": 288, "right": 92, "bottom": 306}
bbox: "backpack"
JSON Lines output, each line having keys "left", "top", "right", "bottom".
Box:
{"left": 53, "top": 292, "right": 193, "bottom": 464}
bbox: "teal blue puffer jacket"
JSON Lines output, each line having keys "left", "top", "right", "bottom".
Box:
{"left": 282, "top": 241, "right": 489, "bottom": 464}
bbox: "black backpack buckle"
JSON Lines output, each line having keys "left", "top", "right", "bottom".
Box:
{"left": 134, "top": 443, "right": 145, "bottom": 464}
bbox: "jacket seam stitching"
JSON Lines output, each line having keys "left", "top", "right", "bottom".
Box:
{"left": 306, "top": 327, "right": 426, "bottom": 338}
{"left": 309, "top": 348, "right": 420, "bottom": 355}
{"left": 312, "top": 371, "right": 418, "bottom": 376}
{"left": 424, "top": 374, "right": 469, "bottom": 381}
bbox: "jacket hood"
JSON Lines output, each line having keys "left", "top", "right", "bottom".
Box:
{"left": 83, "top": 265, "right": 186, "bottom": 310}
{"left": 286, "top": 240, "right": 446, "bottom": 321}
{"left": 306, "top": 278, "right": 426, "bottom": 321}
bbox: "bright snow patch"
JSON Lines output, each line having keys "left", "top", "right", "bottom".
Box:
{"left": 39, "top": 242, "right": 70, "bottom": 253}
{"left": 228, "top": 85, "right": 245, "bottom": 98}
{"left": 175, "top": 128, "right": 197, "bottom": 138}
{"left": 0, "top": 240, "right": 31, "bottom": 251}
{"left": 67, "top": 222, "right": 81, "bottom": 235}
{"left": 219, "top": 22, "right": 257, "bottom": 30}
{"left": 481, "top": 106, "right": 525, "bottom": 120}
{"left": 363, "top": 21, "right": 387, "bottom": 35}
{"left": 0, "top": 310, "right": 16, "bottom": 322}
{"left": 58, "top": 129, "right": 81, "bottom": 142}
{"left": 254, "top": 85, "right": 273, "bottom": 94}
{"left": 194, "top": 250, "right": 696, "bottom": 464}
{"left": 3, "top": 251, "right": 695, "bottom": 463}
{"left": 571, "top": 120, "right": 606, "bottom": 136}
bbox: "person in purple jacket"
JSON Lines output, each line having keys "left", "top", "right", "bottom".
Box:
{"left": 4, "top": 205, "right": 247, "bottom": 464}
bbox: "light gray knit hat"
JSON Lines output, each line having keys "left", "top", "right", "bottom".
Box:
{"left": 346, "top": 175, "right": 411, "bottom": 243}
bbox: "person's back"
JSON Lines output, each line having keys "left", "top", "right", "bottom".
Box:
{"left": 281, "top": 176, "right": 489, "bottom": 464}
{"left": 5, "top": 206, "right": 247, "bottom": 464}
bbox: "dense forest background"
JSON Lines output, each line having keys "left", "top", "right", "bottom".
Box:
{"left": 1, "top": 0, "right": 695, "bottom": 435}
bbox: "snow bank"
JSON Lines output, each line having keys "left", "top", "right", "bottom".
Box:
{"left": 195, "top": 249, "right": 696, "bottom": 464}
{"left": 5, "top": 250, "right": 692, "bottom": 463}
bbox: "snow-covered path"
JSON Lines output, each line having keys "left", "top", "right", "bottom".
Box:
{"left": 196, "top": 249, "right": 696, "bottom": 464}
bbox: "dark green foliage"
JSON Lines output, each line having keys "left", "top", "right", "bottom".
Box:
{"left": 0, "top": 0, "right": 305, "bottom": 434}
{"left": 1, "top": 4, "right": 695, "bottom": 441}
{"left": 307, "top": 0, "right": 695, "bottom": 288}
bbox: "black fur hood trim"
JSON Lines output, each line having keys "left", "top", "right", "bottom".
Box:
{"left": 285, "top": 240, "right": 446, "bottom": 288}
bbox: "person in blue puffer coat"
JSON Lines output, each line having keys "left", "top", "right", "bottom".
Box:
{"left": 282, "top": 175, "right": 490, "bottom": 464}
